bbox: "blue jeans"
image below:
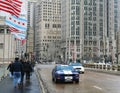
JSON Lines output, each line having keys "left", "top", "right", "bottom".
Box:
{"left": 13, "top": 72, "right": 21, "bottom": 87}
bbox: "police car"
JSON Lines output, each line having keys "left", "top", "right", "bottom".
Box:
{"left": 69, "top": 63, "right": 85, "bottom": 74}
{"left": 52, "top": 65, "right": 79, "bottom": 83}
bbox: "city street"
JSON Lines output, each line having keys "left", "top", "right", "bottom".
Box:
{"left": 0, "top": 0, "right": 120, "bottom": 93}
{"left": 36, "top": 64, "right": 120, "bottom": 93}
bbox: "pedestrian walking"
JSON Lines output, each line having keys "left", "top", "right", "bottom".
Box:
{"left": 24, "top": 60, "right": 33, "bottom": 82}
{"left": 12, "top": 57, "right": 23, "bottom": 88}
{"left": 20, "top": 58, "right": 26, "bottom": 85}
{"left": 7, "top": 61, "right": 13, "bottom": 78}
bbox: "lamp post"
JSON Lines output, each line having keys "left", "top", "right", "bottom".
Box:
{"left": 89, "top": 48, "right": 92, "bottom": 62}
{"left": 115, "top": 53, "right": 120, "bottom": 64}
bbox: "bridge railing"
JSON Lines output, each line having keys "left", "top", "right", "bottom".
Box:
{"left": 83, "top": 63, "right": 120, "bottom": 71}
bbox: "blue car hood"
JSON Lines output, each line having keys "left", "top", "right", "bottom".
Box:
{"left": 56, "top": 70, "right": 78, "bottom": 74}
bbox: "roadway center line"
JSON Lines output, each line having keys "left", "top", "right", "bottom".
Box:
{"left": 93, "top": 86, "right": 102, "bottom": 90}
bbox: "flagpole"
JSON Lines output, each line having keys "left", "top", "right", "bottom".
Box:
{"left": 8, "top": 28, "right": 10, "bottom": 63}
{"left": 11, "top": 34, "right": 13, "bottom": 60}
{"left": 20, "top": 40, "right": 22, "bottom": 59}
{"left": 2, "top": 25, "right": 6, "bottom": 77}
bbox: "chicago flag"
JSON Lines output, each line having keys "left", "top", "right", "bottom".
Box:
{"left": 6, "top": 15, "right": 27, "bottom": 32}
{"left": 12, "top": 32, "right": 26, "bottom": 40}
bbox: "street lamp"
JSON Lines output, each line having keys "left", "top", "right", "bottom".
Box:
{"left": 115, "top": 53, "right": 120, "bottom": 64}
{"left": 89, "top": 48, "right": 92, "bottom": 62}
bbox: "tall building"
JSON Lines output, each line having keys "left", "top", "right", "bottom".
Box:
{"left": 106, "top": 0, "right": 120, "bottom": 63}
{"left": 61, "top": 0, "right": 82, "bottom": 62}
{"left": 35, "top": 0, "right": 61, "bottom": 61}
{"left": 26, "top": 1, "right": 36, "bottom": 59}
{"left": 61, "top": 0, "right": 120, "bottom": 63}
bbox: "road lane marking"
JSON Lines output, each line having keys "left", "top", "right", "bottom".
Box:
{"left": 93, "top": 86, "right": 102, "bottom": 90}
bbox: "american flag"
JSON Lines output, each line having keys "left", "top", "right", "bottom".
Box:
{"left": 21, "top": 39, "right": 26, "bottom": 45}
{"left": 0, "top": 0, "right": 22, "bottom": 17}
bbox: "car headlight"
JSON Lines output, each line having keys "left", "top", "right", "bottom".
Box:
{"left": 75, "top": 74, "right": 79, "bottom": 77}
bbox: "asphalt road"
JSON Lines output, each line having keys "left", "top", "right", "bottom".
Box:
{"left": 0, "top": 72, "right": 41, "bottom": 93}
{"left": 36, "top": 64, "right": 120, "bottom": 93}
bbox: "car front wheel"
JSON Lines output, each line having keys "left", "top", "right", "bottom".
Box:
{"left": 52, "top": 77, "right": 54, "bottom": 82}
{"left": 75, "top": 80, "right": 79, "bottom": 83}
{"left": 54, "top": 78, "right": 58, "bottom": 83}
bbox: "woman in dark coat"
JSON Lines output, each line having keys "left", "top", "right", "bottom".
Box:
{"left": 24, "top": 60, "right": 32, "bottom": 81}
{"left": 20, "top": 59, "right": 26, "bottom": 84}
{"left": 7, "top": 61, "right": 13, "bottom": 78}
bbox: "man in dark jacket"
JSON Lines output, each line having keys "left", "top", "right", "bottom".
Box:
{"left": 12, "top": 57, "right": 23, "bottom": 88}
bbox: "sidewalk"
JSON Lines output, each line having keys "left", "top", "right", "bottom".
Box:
{"left": 0, "top": 64, "right": 8, "bottom": 81}
{"left": 0, "top": 72, "right": 41, "bottom": 93}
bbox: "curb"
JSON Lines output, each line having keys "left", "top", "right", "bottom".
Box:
{"left": 35, "top": 68, "right": 49, "bottom": 93}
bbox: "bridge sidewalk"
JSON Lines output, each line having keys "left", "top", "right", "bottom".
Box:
{"left": 0, "top": 72, "right": 41, "bottom": 93}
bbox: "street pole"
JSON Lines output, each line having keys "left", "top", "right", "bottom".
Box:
{"left": 8, "top": 29, "right": 10, "bottom": 63}
{"left": 3, "top": 26, "right": 6, "bottom": 77}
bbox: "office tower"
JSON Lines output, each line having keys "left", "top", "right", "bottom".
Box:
{"left": 26, "top": 1, "right": 35, "bottom": 58}
{"left": 106, "top": 0, "right": 119, "bottom": 63}
{"left": 61, "top": 0, "right": 82, "bottom": 62}
{"left": 35, "top": 0, "right": 61, "bottom": 60}
{"left": 61, "top": 0, "right": 119, "bottom": 63}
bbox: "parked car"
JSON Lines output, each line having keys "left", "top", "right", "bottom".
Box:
{"left": 69, "top": 63, "right": 85, "bottom": 74}
{"left": 52, "top": 65, "right": 79, "bottom": 83}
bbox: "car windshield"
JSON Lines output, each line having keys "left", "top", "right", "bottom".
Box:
{"left": 69, "top": 63, "right": 82, "bottom": 66}
{"left": 57, "top": 65, "right": 74, "bottom": 71}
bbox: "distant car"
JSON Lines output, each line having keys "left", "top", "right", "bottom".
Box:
{"left": 52, "top": 65, "right": 79, "bottom": 83}
{"left": 69, "top": 63, "right": 85, "bottom": 74}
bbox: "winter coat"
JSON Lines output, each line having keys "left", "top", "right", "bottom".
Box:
{"left": 12, "top": 61, "right": 23, "bottom": 72}
{"left": 24, "top": 62, "right": 32, "bottom": 72}
{"left": 7, "top": 63, "right": 13, "bottom": 72}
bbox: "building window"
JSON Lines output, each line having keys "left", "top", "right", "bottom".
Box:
{"left": 84, "top": 0, "right": 87, "bottom": 5}
{"left": 7, "top": 29, "right": 10, "bottom": 34}
{"left": 0, "top": 29, "right": 4, "bottom": 33}
{"left": 53, "top": 24, "right": 56, "bottom": 28}
{"left": 71, "top": 0, "right": 75, "bottom": 4}
{"left": 0, "top": 43, "right": 4, "bottom": 49}
{"left": 45, "top": 23, "right": 49, "bottom": 29}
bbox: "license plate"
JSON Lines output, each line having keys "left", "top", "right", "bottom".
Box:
{"left": 65, "top": 76, "right": 73, "bottom": 81}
